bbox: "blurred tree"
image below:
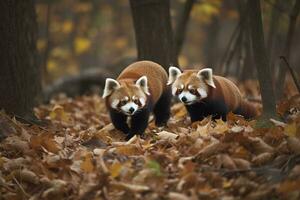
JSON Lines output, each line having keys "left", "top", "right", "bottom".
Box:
{"left": 247, "top": 0, "right": 277, "bottom": 119}
{"left": 276, "top": 0, "right": 300, "bottom": 99}
{"left": 174, "top": 0, "right": 196, "bottom": 59}
{"left": 129, "top": 0, "right": 178, "bottom": 69}
{"left": 0, "top": 0, "right": 41, "bottom": 118}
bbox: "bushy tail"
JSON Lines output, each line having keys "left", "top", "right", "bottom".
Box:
{"left": 238, "top": 100, "right": 258, "bottom": 119}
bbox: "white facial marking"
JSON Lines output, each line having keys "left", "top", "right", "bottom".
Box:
{"left": 139, "top": 97, "right": 146, "bottom": 106}
{"left": 111, "top": 99, "right": 119, "bottom": 109}
{"left": 172, "top": 86, "right": 177, "bottom": 95}
{"left": 121, "top": 102, "right": 138, "bottom": 115}
{"left": 178, "top": 91, "right": 197, "bottom": 104}
{"left": 197, "top": 88, "right": 207, "bottom": 98}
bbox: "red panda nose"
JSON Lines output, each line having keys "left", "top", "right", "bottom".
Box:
{"left": 129, "top": 107, "right": 135, "bottom": 113}
{"left": 181, "top": 96, "right": 187, "bottom": 103}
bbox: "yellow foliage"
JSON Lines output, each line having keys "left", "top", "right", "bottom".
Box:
{"left": 37, "top": 39, "right": 46, "bottom": 51}
{"left": 62, "top": 20, "right": 74, "bottom": 34}
{"left": 74, "top": 37, "right": 91, "bottom": 54}
{"left": 49, "top": 105, "right": 70, "bottom": 123}
{"left": 47, "top": 60, "right": 59, "bottom": 73}
{"left": 284, "top": 122, "right": 297, "bottom": 137}
{"left": 179, "top": 55, "right": 188, "bottom": 67}
{"left": 114, "top": 37, "right": 128, "bottom": 49}
{"left": 74, "top": 2, "right": 92, "bottom": 13}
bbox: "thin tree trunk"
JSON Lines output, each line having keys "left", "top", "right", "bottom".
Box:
{"left": 174, "top": 0, "right": 195, "bottom": 59}
{"left": 267, "top": 0, "right": 282, "bottom": 73}
{"left": 276, "top": 0, "right": 300, "bottom": 99}
{"left": 247, "top": 0, "right": 277, "bottom": 118}
{"left": 129, "top": 0, "right": 178, "bottom": 69}
{"left": 0, "top": 0, "right": 41, "bottom": 117}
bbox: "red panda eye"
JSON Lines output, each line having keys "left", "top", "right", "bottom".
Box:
{"left": 134, "top": 99, "right": 140, "bottom": 105}
{"left": 190, "top": 89, "right": 197, "bottom": 95}
{"left": 119, "top": 100, "right": 127, "bottom": 106}
{"left": 176, "top": 88, "right": 183, "bottom": 95}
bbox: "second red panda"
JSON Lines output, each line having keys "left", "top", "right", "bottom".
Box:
{"left": 167, "top": 67, "right": 257, "bottom": 122}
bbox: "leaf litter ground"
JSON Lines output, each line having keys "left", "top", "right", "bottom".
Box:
{"left": 1, "top": 93, "right": 300, "bottom": 200}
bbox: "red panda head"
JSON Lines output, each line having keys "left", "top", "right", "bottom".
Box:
{"left": 102, "top": 76, "right": 149, "bottom": 115}
{"left": 167, "top": 66, "right": 216, "bottom": 105}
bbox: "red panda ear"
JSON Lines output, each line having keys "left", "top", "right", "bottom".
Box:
{"left": 102, "top": 78, "right": 120, "bottom": 98}
{"left": 197, "top": 68, "right": 216, "bottom": 88}
{"left": 136, "top": 76, "right": 150, "bottom": 95}
{"left": 167, "top": 66, "right": 182, "bottom": 85}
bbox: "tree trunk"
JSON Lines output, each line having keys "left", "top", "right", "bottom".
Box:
{"left": 247, "top": 0, "right": 277, "bottom": 118}
{"left": 174, "top": 0, "right": 195, "bottom": 60}
{"left": 276, "top": 0, "right": 300, "bottom": 99}
{"left": 129, "top": 0, "right": 178, "bottom": 69}
{"left": 0, "top": 0, "right": 41, "bottom": 117}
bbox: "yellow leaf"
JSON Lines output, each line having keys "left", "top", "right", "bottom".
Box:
{"left": 47, "top": 60, "right": 58, "bottom": 72}
{"left": 179, "top": 55, "right": 188, "bottom": 67}
{"left": 74, "top": 37, "right": 91, "bottom": 54}
{"left": 80, "top": 153, "right": 95, "bottom": 173}
{"left": 223, "top": 179, "right": 232, "bottom": 188}
{"left": 115, "top": 145, "right": 142, "bottom": 156}
{"left": 62, "top": 20, "right": 73, "bottom": 34}
{"left": 114, "top": 37, "right": 127, "bottom": 49}
{"left": 174, "top": 106, "right": 187, "bottom": 119}
{"left": 49, "top": 105, "right": 69, "bottom": 122}
{"left": 213, "top": 119, "right": 229, "bottom": 134}
{"left": 196, "top": 122, "right": 210, "bottom": 137}
{"left": 284, "top": 122, "right": 297, "bottom": 137}
{"left": 37, "top": 39, "right": 46, "bottom": 51}
{"left": 109, "top": 162, "right": 122, "bottom": 178}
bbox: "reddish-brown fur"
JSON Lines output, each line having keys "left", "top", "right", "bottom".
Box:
{"left": 115, "top": 60, "right": 168, "bottom": 104}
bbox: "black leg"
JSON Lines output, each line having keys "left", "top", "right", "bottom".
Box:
{"left": 153, "top": 87, "right": 171, "bottom": 126}
{"left": 125, "top": 108, "right": 150, "bottom": 140}
{"left": 109, "top": 109, "right": 130, "bottom": 135}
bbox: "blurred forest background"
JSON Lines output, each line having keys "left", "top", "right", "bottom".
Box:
{"left": 36, "top": 0, "right": 299, "bottom": 98}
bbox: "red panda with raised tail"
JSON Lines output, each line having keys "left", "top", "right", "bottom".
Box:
{"left": 102, "top": 61, "right": 171, "bottom": 140}
{"left": 167, "top": 66, "right": 257, "bottom": 122}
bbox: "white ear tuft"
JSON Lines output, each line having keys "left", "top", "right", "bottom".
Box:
{"left": 136, "top": 76, "right": 150, "bottom": 95}
{"left": 167, "top": 66, "right": 182, "bottom": 85}
{"left": 102, "top": 78, "right": 120, "bottom": 98}
{"left": 197, "top": 68, "right": 216, "bottom": 88}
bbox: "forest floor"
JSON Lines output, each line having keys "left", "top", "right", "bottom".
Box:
{"left": 1, "top": 84, "right": 300, "bottom": 200}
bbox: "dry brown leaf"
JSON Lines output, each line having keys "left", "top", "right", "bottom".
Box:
{"left": 252, "top": 152, "right": 275, "bottom": 166}
{"left": 14, "top": 169, "right": 39, "bottom": 184}
{"left": 30, "top": 133, "right": 61, "bottom": 153}
{"left": 156, "top": 131, "right": 178, "bottom": 142}
{"left": 243, "top": 137, "right": 274, "bottom": 154}
{"left": 194, "top": 141, "right": 229, "bottom": 161}
{"left": 232, "top": 158, "right": 251, "bottom": 170}
{"left": 286, "top": 137, "right": 300, "bottom": 154}
{"left": 168, "top": 192, "right": 190, "bottom": 200}
{"left": 219, "top": 154, "right": 237, "bottom": 169}
{"left": 110, "top": 181, "right": 150, "bottom": 192}
{"left": 277, "top": 180, "right": 300, "bottom": 194}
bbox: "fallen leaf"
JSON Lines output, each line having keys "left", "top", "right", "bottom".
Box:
{"left": 80, "top": 153, "right": 95, "bottom": 173}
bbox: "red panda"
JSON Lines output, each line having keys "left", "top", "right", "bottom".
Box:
{"left": 167, "top": 66, "right": 257, "bottom": 122}
{"left": 102, "top": 60, "right": 171, "bottom": 140}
